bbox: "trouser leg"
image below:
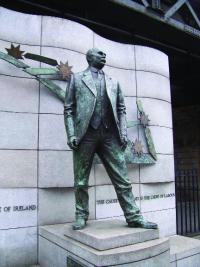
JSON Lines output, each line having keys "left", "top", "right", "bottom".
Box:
{"left": 98, "top": 129, "right": 143, "bottom": 223}
{"left": 73, "top": 128, "right": 96, "bottom": 220}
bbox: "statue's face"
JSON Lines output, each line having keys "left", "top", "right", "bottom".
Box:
{"left": 89, "top": 49, "right": 106, "bottom": 69}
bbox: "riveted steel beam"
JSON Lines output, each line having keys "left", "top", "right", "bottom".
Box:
{"left": 110, "top": 0, "right": 200, "bottom": 40}
{"left": 164, "top": 0, "right": 187, "bottom": 20}
{"left": 151, "top": 0, "right": 161, "bottom": 10}
{"left": 141, "top": 0, "right": 149, "bottom": 7}
{"left": 186, "top": 1, "right": 200, "bottom": 29}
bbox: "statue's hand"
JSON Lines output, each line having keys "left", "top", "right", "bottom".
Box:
{"left": 68, "top": 136, "right": 78, "bottom": 150}
{"left": 121, "top": 135, "right": 128, "bottom": 151}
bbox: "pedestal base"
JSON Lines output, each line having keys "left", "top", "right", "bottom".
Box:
{"left": 39, "top": 219, "right": 170, "bottom": 267}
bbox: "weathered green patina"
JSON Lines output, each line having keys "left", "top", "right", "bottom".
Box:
{"left": 0, "top": 48, "right": 157, "bottom": 165}
{"left": 0, "top": 46, "right": 158, "bottom": 230}
{"left": 137, "top": 99, "right": 157, "bottom": 160}
{"left": 63, "top": 47, "right": 158, "bottom": 230}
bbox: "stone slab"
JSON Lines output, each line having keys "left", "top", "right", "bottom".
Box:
{"left": 39, "top": 235, "right": 169, "bottom": 267}
{"left": 136, "top": 71, "right": 171, "bottom": 102}
{"left": 140, "top": 154, "right": 175, "bottom": 183}
{"left": 94, "top": 34, "right": 135, "bottom": 69}
{"left": 104, "top": 66, "right": 136, "bottom": 96}
{"left": 94, "top": 163, "right": 139, "bottom": 185}
{"left": 170, "top": 235, "right": 200, "bottom": 261}
{"left": 0, "top": 75, "right": 39, "bottom": 113}
{"left": 39, "top": 236, "right": 93, "bottom": 267}
{"left": 0, "top": 188, "right": 37, "bottom": 229}
{"left": 42, "top": 16, "right": 93, "bottom": 53}
{"left": 39, "top": 150, "right": 95, "bottom": 188}
{"left": 140, "top": 182, "right": 176, "bottom": 213}
{"left": 0, "top": 150, "right": 37, "bottom": 187}
{"left": 0, "top": 226, "right": 37, "bottom": 267}
{"left": 0, "top": 112, "right": 38, "bottom": 149}
{"left": 38, "top": 187, "right": 95, "bottom": 225}
{"left": 39, "top": 80, "right": 66, "bottom": 114}
{"left": 39, "top": 114, "right": 68, "bottom": 150}
{"left": 125, "top": 96, "right": 138, "bottom": 122}
{"left": 139, "top": 125, "right": 174, "bottom": 154}
{"left": 95, "top": 184, "right": 140, "bottom": 219}
{"left": 39, "top": 223, "right": 169, "bottom": 266}
{"left": 137, "top": 97, "right": 172, "bottom": 128}
{"left": 142, "top": 208, "right": 176, "bottom": 238}
{"left": 64, "top": 219, "right": 159, "bottom": 251}
{"left": 0, "top": 39, "right": 41, "bottom": 78}
{"left": 135, "top": 46, "right": 169, "bottom": 77}
{"left": 0, "top": 7, "right": 41, "bottom": 45}
{"left": 176, "top": 254, "right": 200, "bottom": 267}
{"left": 41, "top": 46, "right": 88, "bottom": 73}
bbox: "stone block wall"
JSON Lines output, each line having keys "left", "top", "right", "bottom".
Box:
{"left": 0, "top": 7, "right": 175, "bottom": 266}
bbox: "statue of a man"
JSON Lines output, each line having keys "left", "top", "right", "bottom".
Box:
{"left": 64, "top": 48, "right": 158, "bottom": 230}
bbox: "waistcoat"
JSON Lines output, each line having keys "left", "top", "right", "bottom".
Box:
{"left": 90, "top": 73, "right": 114, "bottom": 129}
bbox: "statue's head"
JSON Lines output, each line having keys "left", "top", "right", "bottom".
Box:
{"left": 86, "top": 48, "right": 106, "bottom": 69}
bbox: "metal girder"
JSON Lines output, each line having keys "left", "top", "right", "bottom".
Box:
{"left": 164, "top": 0, "right": 187, "bottom": 20}
{"left": 110, "top": 0, "right": 200, "bottom": 39}
{"left": 186, "top": 1, "right": 200, "bottom": 29}
{"left": 151, "top": 0, "right": 161, "bottom": 10}
{"left": 141, "top": 0, "right": 149, "bottom": 7}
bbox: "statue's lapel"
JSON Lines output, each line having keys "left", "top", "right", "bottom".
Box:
{"left": 105, "top": 74, "right": 113, "bottom": 102}
{"left": 82, "top": 70, "right": 97, "bottom": 97}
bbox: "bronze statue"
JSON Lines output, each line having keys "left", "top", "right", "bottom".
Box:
{"left": 64, "top": 48, "right": 158, "bottom": 230}
{"left": 0, "top": 45, "right": 158, "bottom": 231}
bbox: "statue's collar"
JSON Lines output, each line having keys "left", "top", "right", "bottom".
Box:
{"left": 89, "top": 66, "right": 104, "bottom": 74}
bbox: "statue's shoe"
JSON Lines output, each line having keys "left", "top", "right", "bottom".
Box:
{"left": 72, "top": 218, "right": 86, "bottom": 230}
{"left": 128, "top": 220, "right": 158, "bottom": 229}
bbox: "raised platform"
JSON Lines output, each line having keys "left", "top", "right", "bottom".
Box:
{"left": 64, "top": 219, "right": 159, "bottom": 250}
{"left": 39, "top": 219, "right": 170, "bottom": 267}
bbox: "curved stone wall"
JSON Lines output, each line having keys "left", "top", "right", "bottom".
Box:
{"left": 0, "top": 7, "right": 175, "bottom": 266}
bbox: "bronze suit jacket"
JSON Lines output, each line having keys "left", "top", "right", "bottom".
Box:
{"left": 64, "top": 68, "right": 127, "bottom": 144}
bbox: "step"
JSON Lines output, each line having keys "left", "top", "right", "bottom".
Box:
{"left": 64, "top": 219, "right": 159, "bottom": 250}
{"left": 39, "top": 222, "right": 169, "bottom": 267}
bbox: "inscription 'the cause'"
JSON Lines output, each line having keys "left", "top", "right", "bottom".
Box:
{"left": 97, "top": 193, "right": 175, "bottom": 205}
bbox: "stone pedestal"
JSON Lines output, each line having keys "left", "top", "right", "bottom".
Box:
{"left": 39, "top": 219, "right": 170, "bottom": 267}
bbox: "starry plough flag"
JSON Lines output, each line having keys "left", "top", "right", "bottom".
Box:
{"left": 6, "top": 44, "right": 24, "bottom": 59}
{"left": 57, "top": 61, "right": 73, "bottom": 80}
{"left": 0, "top": 43, "right": 157, "bottom": 165}
{"left": 133, "top": 139, "right": 143, "bottom": 156}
